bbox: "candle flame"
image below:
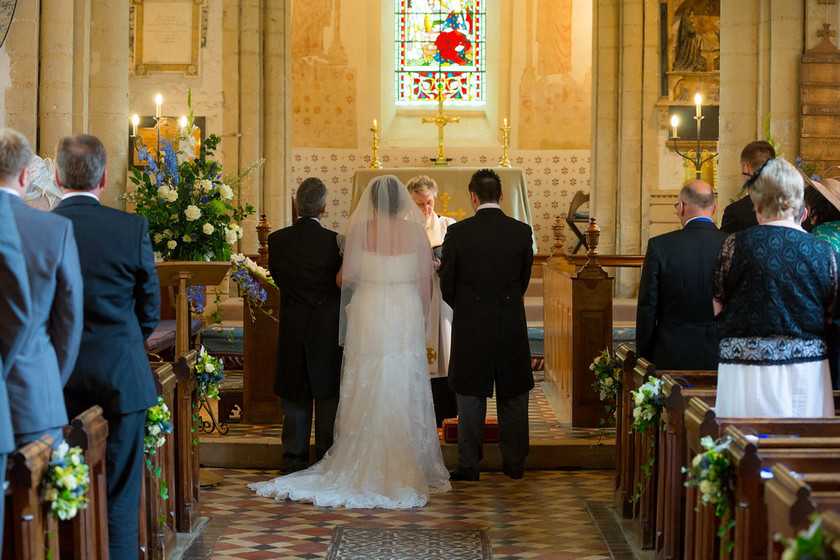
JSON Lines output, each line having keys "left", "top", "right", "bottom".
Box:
{"left": 179, "top": 116, "right": 188, "bottom": 128}
{"left": 694, "top": 93, "right": 702, "bottom": 106}
{"left": 155, "top": 94, "right": 163, "bottom": 106}
{"left": 670, "top": 115, "right": 679, "bottom": 127}
{"left": 131, "top": 114, "right": 140, "bottom": 127}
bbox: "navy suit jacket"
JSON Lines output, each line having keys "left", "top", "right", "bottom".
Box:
{"left": 720, "top": 196, "right": 757, "bottom": 234}
{"left": 268, "top": 218, "right": 343, "bottom": 401}
{"left": 440, "top": 207, "right": 534, "bottom": 398}
{"left": 2, "top": 192, "right": 83, "bottom": 436}
{"left": 54, "top": 195, "right": 160, "bottom": 416}
{"left": 0, "top": 194, "right": 30, "bottom": 454}
{"left": 635, "top": 219, "right": 728, "bottom": 370}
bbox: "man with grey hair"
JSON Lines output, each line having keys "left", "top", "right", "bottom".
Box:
{"left": 636, "top": 179, "right": 728, "bottom": 370}
{"left": 268, "top": 177, "right": 343, "bottom": 473}
{"left": 53, "top": 134, "right": 160, "bottom": 559}
{"left": 0, "top": 128, "right": 83, "bottom": 450}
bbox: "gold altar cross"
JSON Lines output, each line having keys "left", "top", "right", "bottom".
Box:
{"left": 422, "top": 84, "right": 459, "bottom": 167}
{"left": 438, "top": 192, "right": 467, "bottom": 221}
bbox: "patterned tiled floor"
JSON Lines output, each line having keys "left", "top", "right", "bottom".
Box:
{"left": 192, "top": 468, "right": 617, "bottom": 559}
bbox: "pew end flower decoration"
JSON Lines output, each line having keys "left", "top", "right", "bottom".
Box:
{"left": 590, "top": 349, "right": 622, "bottom": 421}
{"left": 122, "top": 91, "right": 262, "bottom": 263}
{"left": 195, "top": 346, "right": 224, "bottom": 400}
{"left": 630, "top": 377, "right": 665, "bottom": 434}
{"left": 230, "top": 253, "right": 276, "bottom": 320}
{"left": 45, "top": 442, "right": 90, "bottom": 520}
{"left": 683, "top": 435, "right": 735, "bottom": 550}
{"left": 144, "top": 397, "right": 173, "bottom": 456}
{"left": 776, "top": 515, "right": 832, "bottom": 560}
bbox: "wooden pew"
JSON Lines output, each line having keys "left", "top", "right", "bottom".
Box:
{"left": 613, "top": 343, "right": 637, "bottom": 518}
{"left": 765, "top": 464, "right": 840, "bottom": 560}
{"left": 141, "top": 362, "right": 178, "bottom": 560}
{"left": 655, "top": 371, "right": 716, "bottom": 560}
{"left": 683, "top": 398, "right": 840, "bottom": 559}
{"left": 173, "top": 349, "right": 201, "bottom": 533}
{"left": 242, "top": 275, "right": 282, "bottom": 424}
{"left": 3, "top": 436, "right": 58, "bottom": 560}
{"left": 630, "top": 357, "right": 658, "bottom": 549}
{"left": 726, "top": 424, "right": 840, "bottom": 560}
{"left": 61, "top": 406, "right": 109, "bottom": 560}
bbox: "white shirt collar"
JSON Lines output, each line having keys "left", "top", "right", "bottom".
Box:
{"left": 62, "top": 191, "right": 100, "bottom": 201}
{"left": 0, "top": 186, "right": 21, "bottom": 198}
{"left": 762, "top": 218, "right": 805, "bottom": 232}
{"left": 476, "top": 202, "right": 501, "bottom": 211}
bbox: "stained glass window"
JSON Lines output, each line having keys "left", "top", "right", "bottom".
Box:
{"left": 395, "top": 0, "right": 486, "bottom": 105}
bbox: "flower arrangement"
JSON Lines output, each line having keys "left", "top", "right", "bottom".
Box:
{"left": 631, "top": 377, "right": 665, "bottom": 434}
{"left": 230, "top": 253, "right": 275, "bottom": 308}
{"left": 777, "top": 515, "right": 832, "bottom": 560}
{"left": 144, "top": 397, "right": 174, "bottom": 500}
{"left": 144, "top": 397, "right": 174, "bottom": 455}
{"left": 122, "top": 91, "right": 261, "bottom": 262}
{"left": 44, "top": 443, "right": 90, "bottom": 520}
{"left": 590, "top": 349, "right": 622, "bottom": 417}
{"left": 195, "top": 346, "right": 224, "bottom": 400}
{"left": 683, "top": 435, "right": 735, "bottom": 549}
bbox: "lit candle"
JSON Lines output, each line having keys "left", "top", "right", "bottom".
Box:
{"left": 503, "top": 117, "right": 508, "bottom": 128}
{"left": 373, "top": 119, "right": 378, "bottom": 129}
{"left": 179, "top": 115, "right": 188, "bottom": 128}
{"left": 670, "top": 115, "right": 679, "bottom": 138}
{"left": 155, "top": 94, "right": 163, "bottom": 119}
{"left": 131, "top": 114, "right": 140, "bottom": 137}
{"left": 694, "top": 93, "right": 702, "bottom": 119}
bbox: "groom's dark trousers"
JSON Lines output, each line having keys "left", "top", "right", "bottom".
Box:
{"left": 268, "top": 217, "right": 343, "bottom": 471}
{"left": 440, "top": 205, "right": 534, "bottom": 479}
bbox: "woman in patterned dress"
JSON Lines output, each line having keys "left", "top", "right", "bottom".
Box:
{"left": 713, "top": 157, "right": 838, "bottom": 417}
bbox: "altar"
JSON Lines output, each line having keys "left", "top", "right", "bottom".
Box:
{"left": 351, "top": 167, "right": 538, "bottom": 252}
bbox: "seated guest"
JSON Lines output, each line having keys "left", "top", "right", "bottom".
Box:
{"left": 406, "top": 175, "right": 457, "bottom": 426}
{"left": 53, "top": 134, "right": 160, "bottom": 558}
{"left": 714, "top": 157, "right": 837, "bottom": 417}
{"left": 0, "top": 128, "right": 83, "bottom": 447}
{"left": 636, "top": 180, "right": 727, "bottom": 370}
{"left": 720, "top": 140, "right": 776, "bottom": 234}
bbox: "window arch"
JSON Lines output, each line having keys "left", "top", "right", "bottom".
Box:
{"left": 394, "top": 1, "right": 486, "bottom": 106}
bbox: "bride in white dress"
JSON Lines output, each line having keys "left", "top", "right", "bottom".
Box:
{"left": 249, "top": 175, "right": 451, "bottom": 508}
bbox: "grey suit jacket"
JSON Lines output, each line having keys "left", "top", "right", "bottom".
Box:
{"left": 0, "top": 194, "right": 31, "bottom": 454}
{"left": 1, "top": 191, "right": 83, "bottom": 436}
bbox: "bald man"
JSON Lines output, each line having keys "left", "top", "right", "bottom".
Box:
{"left": 636, "top": 180, "right": 728, "bottom": 370}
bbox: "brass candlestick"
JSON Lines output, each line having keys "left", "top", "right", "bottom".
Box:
{"left": 422, "top": 83, "right": 459, "bottom": 167}
{"left": 369, "top": 120, "right": 382, "bottom": 169}
{"left": 499, "top": 118, "right": 511, "bottom": 167}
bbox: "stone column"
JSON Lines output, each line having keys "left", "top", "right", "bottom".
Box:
{"left": 88, "top": 0, "right": 129, "bottom": 208}
{"left": 262, "top": 0, "right": 291, "bottom": 233}
{"left": 72, "top": 0, "right": 91, "bottom": 135}
{"left": 768, "top": 1, "right": 804, "bottom": 158}
{"left": 5, "top": 1, "right": 40, "bottom": 143}
{"left": 38, "top": 0, "right": 74, "bottom": 157}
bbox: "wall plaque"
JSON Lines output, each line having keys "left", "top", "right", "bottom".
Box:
{"left": 132, "top": 0, "right": 203, "bottom": 76}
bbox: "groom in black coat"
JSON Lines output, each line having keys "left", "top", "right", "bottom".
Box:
{"left": 440, "top": 169, "right": 534, "bottom": 481}
{"left": 269, "top": 177, "right": 343, "bottom": 473}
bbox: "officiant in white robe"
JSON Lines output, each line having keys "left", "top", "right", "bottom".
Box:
{"left": 407, "top": 175, "right": 458, "bottom": 425}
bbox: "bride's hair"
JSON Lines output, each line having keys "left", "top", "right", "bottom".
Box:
{"left": 371, "top": 175, "right": 405, "bottom": 215}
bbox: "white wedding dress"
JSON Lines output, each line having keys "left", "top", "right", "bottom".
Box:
{"left": 249, "top": 251, "right": 451, "bottom": 508}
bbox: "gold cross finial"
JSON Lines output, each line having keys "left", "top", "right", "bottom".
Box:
{"left": 422, "top": 83, "right": 460, "bottom": 167}
{"left": 818, "top": 23, "right": 836, "bottom": 41}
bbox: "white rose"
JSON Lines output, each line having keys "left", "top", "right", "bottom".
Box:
{"left": 203, "top": 223, "right": 214, "bottom": 235}
{"left": 157, "top": 185, "right": 171, "bottom": 199}
{"left": 699, "top": 480, "right": 712, "bottom": 495}
{"left": 219, "top": 183, "right": 234, "bottom": 200}
{"left": 165, "top": 189, "right": 178, "bottom": 203}
{"left": 199, "top": 179, "right": 214, "bottom": 192}
{"left": 60, "top": 474, "right": 78, "bottom": 491}
{"left": 225, "top": 228, "right": 238, "bottom": 244}
{"left": 632, "top": 407, "right": 641, "bottom": 419}
{"left": 204, "top": 362, "right": 215, "bottom": 373}
{"left": 149, "top": 424, "right": 161, "bottom": 436}
{"left": 185, "top": 205, "right": 201, "bottom": 221}
{"left": 633, "top": 392, "right": 644, "bottom": 405}
{"left": 167, "top": 240, "right": 177, "bottom": 250}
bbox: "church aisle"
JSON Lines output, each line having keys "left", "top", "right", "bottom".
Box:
{"left": 190, "top": 468, "right": 615, "bottom": 559}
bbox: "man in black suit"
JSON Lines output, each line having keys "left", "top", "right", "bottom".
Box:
{"left": 636, "top": 180, "right": 728, "bottom": 370}
{"left": 440, "top": 169, "right": 534, "bottom": 481}
{"left": 269, "top": 177, "right": 343, "bottom": 473}
{"left": 720, "top": 140, "right": 776, "bottom": 233}
{"left": 0, "top": 192, "right": 31, "bottom": 559}
{"left": 53, "top": 134, "right": 160, "bottom": 559}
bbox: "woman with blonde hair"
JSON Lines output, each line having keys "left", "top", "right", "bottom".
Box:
{"left": 406, "top": 175, "right": 458, "bottom": 425}
{"left": 713, "top": 157, "right": 838, "bottom": 417}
